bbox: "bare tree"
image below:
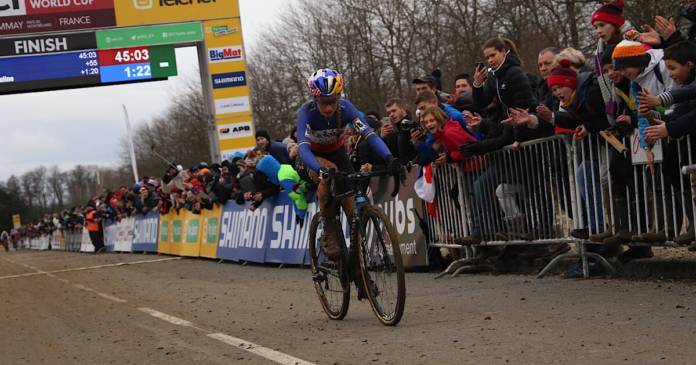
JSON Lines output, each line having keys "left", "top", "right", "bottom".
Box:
{"left": 119, "top": 79, "right": 210, "bottom": 178}
{"left": 47, "top": 166, "right": 66, "bottom": 208}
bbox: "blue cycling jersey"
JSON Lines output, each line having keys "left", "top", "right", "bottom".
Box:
{"left": 296, "top": 99, "right": 392, "bottom": 173}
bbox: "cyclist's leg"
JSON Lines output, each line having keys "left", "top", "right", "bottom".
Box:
{"left": 308, "top": 157, "right": 343, "bottom": 259}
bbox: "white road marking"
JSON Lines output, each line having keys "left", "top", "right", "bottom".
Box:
{"left": 73, "top": 284, "right": 94, "bottom": 292}
{"left": 138, "top": 307, "right": 194, "bottom": 327}
{"left": 3, "top": 253, "right": 315, "bottom": 365}
{"left": 97, "top": 293, "right": 127, "bottom": 303}
{"left": 207, "top": 333, "right": 316, "bottom": 365}
{"left": 0, "top": 257, "right": 181, "bottom": 280}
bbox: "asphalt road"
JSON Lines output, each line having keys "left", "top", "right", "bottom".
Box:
{"left": 1, "top": 250, "right": 695, "bottom": 365}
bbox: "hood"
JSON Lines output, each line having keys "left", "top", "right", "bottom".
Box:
{"left": 491, "top": 52, "right": 522, "bottom": 77}
{"left": 256, "top": 155, "right": 281, "bottom": 185}
{"left": 636, "top": 49, "right": 664, "bottom": 81}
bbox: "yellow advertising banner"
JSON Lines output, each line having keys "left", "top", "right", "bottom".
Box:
{"left": 217, "top": 115, "right": 255, "bottom": 158}
{"left": 172, "top": 210, "right": 202, "bottom": 257}
{"left": 115, "top": 0, "right": 240, "bottom": 27}
{"left": 204, "top": 18, "right": 253, "bottom": 119}
{"left": 204, "top": 18, "right": 256, "bottom": 158}
{"left": 199, "top": 205, "right": 221, "bottom": 258}
{"left": 157, "top": 212, "right": 173, "bottom": 254}
{"left": 12, "top": 214, "right": 21, "bottom": 229}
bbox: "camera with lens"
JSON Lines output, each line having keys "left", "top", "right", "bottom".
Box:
{"left": 396, "top": 118, "right": 422, "bottom": 133}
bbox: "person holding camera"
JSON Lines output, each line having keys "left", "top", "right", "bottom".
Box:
{"left": 211, "top": 159, "right": 240, "bottom": 204}
{"left": 384, "top": 98, "right": 420, "bottom": 164}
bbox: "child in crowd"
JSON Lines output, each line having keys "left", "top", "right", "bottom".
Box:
{"left": 636, "top": 41, "right": 696, "bottom": 249}
{"left": 417, "top": 106, "right": 480, "bottom": 168}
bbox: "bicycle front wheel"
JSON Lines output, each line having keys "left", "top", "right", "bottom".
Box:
{"left": 308, "top": 214, "right": 350, "bottom": 320}
{"left": 358, "top": 205, "right": 406, "bottom": 326}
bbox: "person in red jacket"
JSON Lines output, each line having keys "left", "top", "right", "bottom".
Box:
{"left": 419, "top": 105, "right": 482, "bottom": 171}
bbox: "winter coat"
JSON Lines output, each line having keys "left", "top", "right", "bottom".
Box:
{"left": 256, "top": 155, "right": 309, "bottom": 220}
{"left": 267, "top": 140, "right": 292, "bottom": 165}
{"left": 211, "top": 174, "right": 237, "bottom": 204}
{"left": 473, "top": 53, "right": 538, "bottom": 122}
{"left": 554, "top": 72, "right": 610, "bottom": 161}
{"left": 634, "top": 49, "right": 675, "bottom": 97}
{"left": 662, "top": 72, "right": 696, "bottom": 138}
{"left": 554, "top": 72, "right": 611, "bottom": 133}
{"left": 432, "top": 119, "right": 483, "bottom": 172}
{"left": 472, "top": 53, "right": 538, "bottom": 153}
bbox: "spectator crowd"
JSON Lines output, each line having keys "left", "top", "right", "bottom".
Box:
{"left": 4, "top": 0, "right": 696, "bottom": 277}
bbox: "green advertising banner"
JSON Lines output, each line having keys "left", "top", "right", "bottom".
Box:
{"left": 186, "top": 219, "right": 200, "bottom": 244}
{"left": 96, "top": 22, "right": 203, "bottom": 49}
{"left": 206, "top": 217, "right": 219, "bottom": 244}
{"left": 172, "top": 220, "right": 183, "bottom": 243}
{"left": 160, "top": 220, "right": 169, "bottom": 242}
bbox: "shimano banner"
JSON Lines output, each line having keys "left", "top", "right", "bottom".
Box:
{"left": 214, "top": 174, "right": 427, "bottom": 268}
{"left": 133, "top": 211, "right": 159, "bottom": 253}
{"left": 217, "top": 194, "right": 315, "bottom": 264}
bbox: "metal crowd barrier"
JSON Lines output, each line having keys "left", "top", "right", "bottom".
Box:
{"left": 427, "top": 133, "right": 696, "bottom": 278}
{"left": 63, "top": 229, "right": 84, "bottom": 252}
{"left": 571, "top": 133, "right": 695, "bottom": 246}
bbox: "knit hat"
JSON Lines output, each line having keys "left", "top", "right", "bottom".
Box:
{"left": 591, "top": 0, "right": 625, "bottom": 27}
{"left": 612, "top": 40, "right": 650, "bottom": 70}
{"left": 255, "top": 128, "right": 271, "bottom": 141}
{"left": 547, "top": 60, "right": 578, "bottom": 89}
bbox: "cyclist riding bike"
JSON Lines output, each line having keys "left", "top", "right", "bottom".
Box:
{"left": 296, "top": 69, "right": 401, "bottom": 264}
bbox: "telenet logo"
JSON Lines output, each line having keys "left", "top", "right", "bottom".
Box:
{"left": 134, "top": 0, "right": 218, "bottom": 9}
{"left": 133, "top": 0, "right": 153, "bottom": 9}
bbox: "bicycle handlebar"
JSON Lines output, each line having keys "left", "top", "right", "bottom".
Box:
{"left": 326, "top": 168, "right": 402, "bottom": 197}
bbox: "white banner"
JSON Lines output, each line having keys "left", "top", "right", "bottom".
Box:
{"left": 80, "top": 228, "right": 95, "bottom": 253}
{"left": 114, "top": 217, "right": 135, "bottom": 252}
{"left": 50, "top": 231, "right": 63, "bottom": 250}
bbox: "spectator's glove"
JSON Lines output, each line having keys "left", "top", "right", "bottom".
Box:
{"left": 387, "top": 156, "right": 406, "bottom": 183}
{"left": 459, "top": 142, "right": 485, "bottom": 156}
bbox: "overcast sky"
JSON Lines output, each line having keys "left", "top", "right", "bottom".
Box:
{"left": 0, "top": 0, "right": 290, "bottom": 181}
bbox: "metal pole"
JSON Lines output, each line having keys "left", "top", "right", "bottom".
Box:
{"left": 197, "top": 35, "right": 221, "bottom": 163}
{"left": 122, "top": 104, "right": 139, "bottom": 183}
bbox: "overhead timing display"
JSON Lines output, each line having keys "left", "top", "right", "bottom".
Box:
{"left": 0, "top": 44, "right": 177, "bottom": 94}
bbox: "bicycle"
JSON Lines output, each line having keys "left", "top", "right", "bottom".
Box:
{"left": 308, "top": 168, "right": 406, "bottom": 326}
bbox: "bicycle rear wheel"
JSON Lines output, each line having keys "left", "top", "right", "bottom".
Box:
{"left": 358, "top": 205, "right": 406, "bottom": 326}
{"left": 308, "top": 214, "right": 350, "bottom": 320}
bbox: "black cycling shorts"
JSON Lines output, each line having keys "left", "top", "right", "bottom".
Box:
{"left": 299, "top": 147, "right": 354, "bottom": 194}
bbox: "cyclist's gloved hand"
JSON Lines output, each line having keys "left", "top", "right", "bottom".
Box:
{"left": 387, "top": 156, "right": 406, "bottom": 183}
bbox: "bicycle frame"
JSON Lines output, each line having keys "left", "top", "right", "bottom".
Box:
{"left": 322, "top": 168, "right": 399, "bottom": 280}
